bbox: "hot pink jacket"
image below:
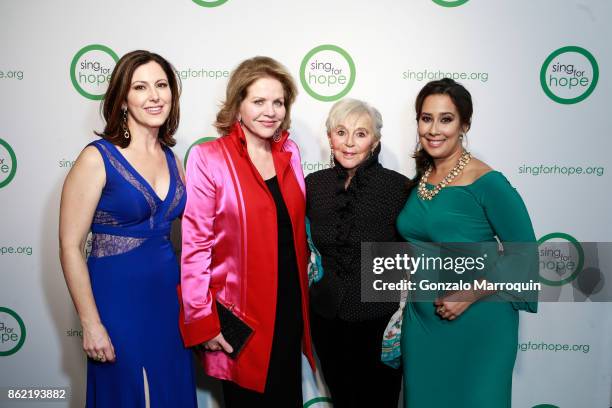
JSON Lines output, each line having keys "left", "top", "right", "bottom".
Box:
{"left": 179, "top": 122, "right": 315, "bottom": 392}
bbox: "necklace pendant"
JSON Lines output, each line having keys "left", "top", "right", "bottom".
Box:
{"left": 416, "top": 150, "right": 472, "bottom": 201}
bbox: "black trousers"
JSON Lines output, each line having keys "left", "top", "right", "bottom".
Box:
{"left": 221, "top": 288, "right": 303, "bottom": 408}
{"left": 311, "top": 311, "right": 402, "bottom": 408}
{"left": 221, "top": 316, "right": 303, "bottom": 408}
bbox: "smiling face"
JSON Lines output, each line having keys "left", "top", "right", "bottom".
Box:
{"left": 329, "top": 112, "right": 378, "bottom": 173}
{"left": 417, "top": 94, "right": 467, "bottom": 160}
{"left": 124, "top": 61, "right": 172, "bottom": 132}
{"left": 238, "top": 77, "right": 286, "bottom": 141}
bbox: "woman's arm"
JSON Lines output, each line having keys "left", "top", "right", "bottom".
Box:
{"left": 180, "top": 145, "right": 231, "bottom": 353}
{"left": 479, "top": 174, "right": 538, "bottom": 312}
{"left": 436, "top": 172, "right": 538, "bottom": 320}
{"left": 59, "top": 145, "right": 116, "bottom": 362}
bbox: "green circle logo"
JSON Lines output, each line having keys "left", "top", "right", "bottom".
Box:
{"left": 184, "top": 137, "right": 218, "bottom": 168}
{"left": 70, "top": 44, "right": 119, "bottom": 100}
{"left": 0, "top": 138, "right": 17, "bottom": 188}
{"left": 192, "top": 0, "right": 228, "bottom": 7}
{"left": 300, "top": 44, "right": 356, "bottom": 102}
{"left": 303, "top": 397, "right": 333, "bottom": 407}
{"left": 540, "top": 46, "right": 599, "bottom": 104}
{"left": 432, "top": 0, "right": 470, "bottom": 7}
{"left": 538, "top": 232, "right": 584, "bottom": 286}
{"left": 0, "top": 307, "right": 26, "bottom": 357}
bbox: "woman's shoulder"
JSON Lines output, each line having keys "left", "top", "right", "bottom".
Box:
{"left": 282, "top": 137, "right": 300, "bottom": 152}
{"left": 377, "top": 166, "right": 410, "bottom": 182}
{"left": 63, "top": 143, "right": 106, "bottom": 189}
{"left": 376, "top": 166, "right": 414, "bottom": 192}
{"left": 454, "top": 158, "right": 514, "bottom": 196}
{"left": 465, "top": 168, "right": 520, "bottom": 207}
{"left": 460, "top": 158, "right": 493, "bottom": 182}
{"left": 86, "top": 137, "right": 111, "bottom": 154}
{"left": 305, "top": 168, "right": 339, "bottom": 196}
{"left": 464, "top": 158, "right": 508, "bottom": 186}
{"left": 194, "top": 137, "right": 224, "bottom": 153}
{"left": 305, "top": 168, "right": 335, "bottom": 183}
{"left": 79, "top": 144, "right": 105, "bottom": 168}
{"left": 187, "top": 138, "right": 225, "bottom": 163}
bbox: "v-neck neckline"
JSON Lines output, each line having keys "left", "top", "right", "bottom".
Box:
{"left": 104, "top": 140, "right": 174, "bottom": 202}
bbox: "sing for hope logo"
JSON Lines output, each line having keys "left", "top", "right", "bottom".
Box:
{"left": 0, "top": 138, "right": 17, "bottom": 188}
{"left": 0, "top": 307, "right": 26, "bottom": 356}
{"left": 70, "top": 44, "right": 119, "bottom": 100}
{"left": 300, "top": 45, "right": 355, "bottom": 102}
{"left": 540, "top": 46, "right": 599, "bottom": 104}
{"left": 192, "top": 0, "right": 229, "bottom": 7}
{"left": 538, "top": 232, "right": 584, "bottom": 286}
{"left": 432, "top": 0, "right": 470, "bottom": 7}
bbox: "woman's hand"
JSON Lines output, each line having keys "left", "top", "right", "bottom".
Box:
{"left": 201, "top": 333, "right": 233, "bottom": 354}
{"left": 60, "top": 146, "right": 114, "bottom": 363}
{"left": 434, "top": 290, "right": 476, "bottom": 321}
{"left": 83, "top": 321, "right": 116, "bottom": 363}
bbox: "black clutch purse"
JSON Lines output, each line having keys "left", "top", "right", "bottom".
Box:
{"left": 216, "top": 300, "right": 254, "bottom": 359}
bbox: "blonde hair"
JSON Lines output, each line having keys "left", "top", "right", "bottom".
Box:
{"left": 214, "top": 56, "right": 297, "bottom": 136}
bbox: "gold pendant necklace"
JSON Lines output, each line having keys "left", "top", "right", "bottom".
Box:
{"left": 417, "top": 150, "right": 472, "bottom": 201}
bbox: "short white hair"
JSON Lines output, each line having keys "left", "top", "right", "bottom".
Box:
{"left": 325, "top": 98, "right": 383, "bottom": 141}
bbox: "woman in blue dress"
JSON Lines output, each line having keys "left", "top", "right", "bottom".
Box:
{"left": 59, "top": 50, "right": 196, "bottom": 407}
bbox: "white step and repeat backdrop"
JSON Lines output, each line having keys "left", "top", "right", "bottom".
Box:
{"left": 1, "top": 1, "right": 611, "bottom": 407}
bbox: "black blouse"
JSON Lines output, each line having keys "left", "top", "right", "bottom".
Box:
{"left": 305, "top": 143, "right": 412, "bottom": 321}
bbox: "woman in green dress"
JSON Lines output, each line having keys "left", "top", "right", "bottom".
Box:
{"left": 396, "top": 78, "right": 537, "bottom": 407}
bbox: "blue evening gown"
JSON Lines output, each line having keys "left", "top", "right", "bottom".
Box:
{"left": 85, "top": 139, "right": 196, "bottom": 407}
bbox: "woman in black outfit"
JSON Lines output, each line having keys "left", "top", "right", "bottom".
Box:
{"left": 306, "top": 98, "right": 412, "bottom": 408}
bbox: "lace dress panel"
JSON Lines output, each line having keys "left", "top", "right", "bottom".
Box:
{"left": 93, "top": 210, "right": 119, "bottom": 226}
{"left": 98, "top": 143, "right": 158, "bottom": 228}
{"left": 165, "top": 179, "right": 184, "bottom": 220}
{"left": 90, "top": 233, "right": 147, "bottom": 258}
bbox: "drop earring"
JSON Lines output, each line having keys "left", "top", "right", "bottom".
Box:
{"left": 273, "top": 128, "right": 281, "bottom": 142}
{"left": 122, "top": 109, "right": 130, "bottom": 139}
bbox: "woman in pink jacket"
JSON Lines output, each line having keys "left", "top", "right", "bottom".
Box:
{"left": 179, "top": 56, "right": 314, "bottom": 407}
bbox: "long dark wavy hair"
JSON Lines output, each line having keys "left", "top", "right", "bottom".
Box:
{"left": 95, "top": 50, "right": 181, "bottom": 148}
{"left": 414, "top": 78, "right": 473, "bottom": 177}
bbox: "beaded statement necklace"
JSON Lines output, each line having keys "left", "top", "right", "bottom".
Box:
{"left": 417, "top": 150, "right": 472, "bottom": 200}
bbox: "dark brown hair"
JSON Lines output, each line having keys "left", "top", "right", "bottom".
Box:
{"left": 414, "top": 78, "right": 473, "bottom": 176}
{"left": 215, "top": 56, "right": 297, "bottom": 136}
{"left": 96, "top": 50, "right": 181, "bottom": 148}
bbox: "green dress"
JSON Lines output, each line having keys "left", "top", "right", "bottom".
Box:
{"left": 397, "top": 171, "right": 537, "bottom": 408}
